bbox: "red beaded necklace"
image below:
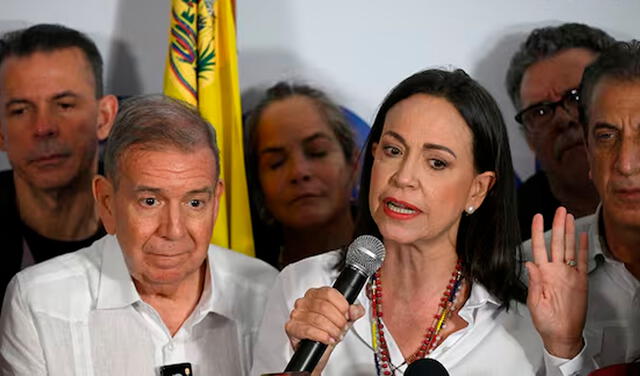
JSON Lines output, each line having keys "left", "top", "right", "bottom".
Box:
{"left": 368, "top": 260, "right": 464, "bottom": 375}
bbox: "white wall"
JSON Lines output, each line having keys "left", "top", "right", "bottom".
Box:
{"left": 1, "top": 0, "right": 639, "bottom": 179}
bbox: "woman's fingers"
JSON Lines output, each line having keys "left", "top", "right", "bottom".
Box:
{"left": 286, "top": 287, "right": 354, "bottom": 346}
{"left": 550, "top": 207, "right": 567, "bottom": 263}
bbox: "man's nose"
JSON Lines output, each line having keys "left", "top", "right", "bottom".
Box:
{"left": 615, "top": 136, "right": 640, "bottom": 176}
{"left": 159, "top": 204, "right": 186, "bottom": 240}
{"left": 33, "top": 110, "right": 59, "bottom": 138}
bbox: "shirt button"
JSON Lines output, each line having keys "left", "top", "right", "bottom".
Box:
{"left": 168, "top": 342, "right": 175, "bottom": 351}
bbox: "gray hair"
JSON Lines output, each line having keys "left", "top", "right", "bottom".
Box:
{"left": 104, "top": 95, "right": 220, "bottom": 186}
{"left": 580, "top": 40, "right": 640, "bottom": 131}
{"left": 244, "top": 81, "right": 356, "bottom": 222}
{"left": 505, "top": 23, "right": 615, "bottom": 109}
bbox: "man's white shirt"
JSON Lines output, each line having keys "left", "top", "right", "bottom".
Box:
{"left": 0, "top": 235, "right": 277, "bottom": 376}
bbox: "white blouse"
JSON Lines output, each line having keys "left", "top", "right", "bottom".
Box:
{"left": 251, "top": 251, "right": 585, "bottom": 376}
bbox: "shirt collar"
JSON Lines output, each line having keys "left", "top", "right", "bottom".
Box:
{"left": 95, "top": 236, "right": 220, "bottom": 317}
{"left": 586, "top": 204, "right": 606, "bottom": 273}
{"left": 459, "top": 282, "right": 501, "bottom": 311}
{"left": 207, "top": 246, "right": 240, "bottom": 321}
{"left": 96, "top": 235, "right": 141, "bottom": 309}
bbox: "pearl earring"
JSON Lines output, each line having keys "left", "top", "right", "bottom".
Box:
{"left": 466, "top": 206, "right": 474, "bottom": 214}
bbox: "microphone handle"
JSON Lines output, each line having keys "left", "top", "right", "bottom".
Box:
{"left": 284, "top": 266, "right": 368, "bottom": 372}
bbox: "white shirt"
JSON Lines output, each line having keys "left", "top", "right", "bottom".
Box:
{"left": 522, "top": 206, "right": 640, "bottom": 371}
{"left": 0, "top": 235, "right": 278, "bottom": 376}
{"left": 251, "top": 251, "right": 584, "bottom": 376}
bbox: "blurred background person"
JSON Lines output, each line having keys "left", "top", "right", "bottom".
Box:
{"left": 252, "top": 69, "right": 588, "bottom": 375}
{"left": 0, "top": 24, "right": 118, "bottom": 305}
{"left": 245, "top": 82, "right": 359, "bottom": 269}
{"left": 505, "top": 23, "right": 615, "bottom": 240}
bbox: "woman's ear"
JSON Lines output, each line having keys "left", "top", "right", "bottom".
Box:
{"left": 465, "top": 171, "right": 496, "bottom": 213}
{"left": 93, "top": 175, "right": 117, "bottom": 234}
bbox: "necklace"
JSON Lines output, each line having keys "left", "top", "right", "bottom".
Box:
{"left": 368, "top": 260, "right": 464, "bottom": 375}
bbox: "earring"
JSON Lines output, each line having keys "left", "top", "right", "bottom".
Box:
{"left": 466, "top": 206, "right": 474, "bottom": 214}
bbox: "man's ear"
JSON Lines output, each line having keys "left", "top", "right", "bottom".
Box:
{"left": 93, "top": 175, "right": 117, "bottom": 234}
{"left": 96, "top": 95, "right": 118, "bottom": 141}
{"left": 466, "top": 171, "right": 496, "bottom": 212}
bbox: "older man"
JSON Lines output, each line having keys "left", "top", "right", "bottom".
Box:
{"left": 0, "top": 24, "right": 118, "bottom": 303}
{"left": 0, "top": 96, "right": 278, "bottom": 375}
{"left": 525, "top": 40, "right": 640, "bottom": 373}
{"left": 506, "top": 23, "right": 615, "bottom": 240}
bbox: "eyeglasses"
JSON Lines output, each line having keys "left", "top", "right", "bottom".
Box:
{"left": 515, "top": 88, "right": 580, "bottom": 133}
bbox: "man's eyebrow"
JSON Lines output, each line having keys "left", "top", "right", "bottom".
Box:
{"left": 134, "top": 185, "right": 162, "bottom": 193}
{"left": 52, "top": 91, "right": 80, "bottom": 101}
{"left": 592, "top": 121, "right": 620, "bottom": 132}
{"left": 186, "top": 187, "right": 214, "bottom": 195}
{"left": 4, "top": 91, "right": 80, "bottom": 108}
{"left": 382, "top": 130, "right": 457, "bottom": 158}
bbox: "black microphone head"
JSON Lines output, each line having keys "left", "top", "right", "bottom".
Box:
{"left": 405, "top": 358, "right": 449, "bottom": 376}
{"left": 346, "top": 235, "right": 385, "bottom": 276}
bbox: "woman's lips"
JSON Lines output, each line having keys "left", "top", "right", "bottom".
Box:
{"left": 382, "top": 197, "right": 421, "bottom": 219}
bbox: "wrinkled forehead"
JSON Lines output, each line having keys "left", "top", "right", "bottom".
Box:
{"left": 587, "top": 78, "right": 640, "bottom": 123}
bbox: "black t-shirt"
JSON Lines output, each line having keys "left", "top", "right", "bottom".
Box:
{"left": 517, "top": 170, "right": 559, "bottom": 241}
{"left": 21, "top": 220, "right": 106, "bottom": 263}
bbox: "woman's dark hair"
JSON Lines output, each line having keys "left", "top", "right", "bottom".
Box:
{"left": 352, "top": 68, "right": 526, "bottom": 306}
{"left": 244, "top": 81, "right": 357, "bottom": 267}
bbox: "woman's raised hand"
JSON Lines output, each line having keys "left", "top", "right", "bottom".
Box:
{"left": 284, "top": 287, "right": 365, "bottom": 375}
{"left": 526, "top": 207, "right": 588, "bottom": 359}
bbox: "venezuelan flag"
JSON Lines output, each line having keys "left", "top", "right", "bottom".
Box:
{"left": 163, "top": 0, "right": 254, "bottom": 257}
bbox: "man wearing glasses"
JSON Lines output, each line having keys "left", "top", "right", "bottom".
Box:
{"left": 506, "top": 23, "right": 615, "bottom": 240}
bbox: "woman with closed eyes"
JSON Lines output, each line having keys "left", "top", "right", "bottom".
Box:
{"left": 245, "top": 82, "right": 359, "bottom": 269}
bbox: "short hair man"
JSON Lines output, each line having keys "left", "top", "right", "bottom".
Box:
{"left": 0, "top": 24, "right": 118, "bottom": 303}
{"left": 506, "top": 23, "right": 615, "bottom": 240}
{"left": 525, "top": 40, "right": 640, "bottom": 372}
{"left": 0, "top": 95, "right": 278, "bottom": 375}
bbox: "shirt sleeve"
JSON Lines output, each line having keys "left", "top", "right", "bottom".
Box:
{"left": 542, "top": 339, "right": 598, "bottom": 376}
{"left": 250, "top": 272, "right": 296, "bottom": 375}
{"left": 0, "top": 275, "right": 47, "bottom": 375}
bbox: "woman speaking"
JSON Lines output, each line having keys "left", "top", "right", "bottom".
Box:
{"left": 251, "top": 69, "right": 587, "bottom": 375}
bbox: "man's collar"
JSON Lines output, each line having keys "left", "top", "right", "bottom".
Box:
{"left": 586, "top": 205, "right": 607, "bottom": 273}
{"left": 96, "top": 237, "right": 233, "bottom": 322}
{"left": 96, "top": 235, "right": 141, "bottom": 309}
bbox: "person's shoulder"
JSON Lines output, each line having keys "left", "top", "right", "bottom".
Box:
{"left": 208, "top": 245, "right": 278, "bottom": 288}
{"left": 10, "top": 236, "right": 109, "bottom": 308}
{"left": 0, "top": 170, "right": 14, "bottom": 204}
{"left": 276, "top": 250, "right": 342, "bottom": 296}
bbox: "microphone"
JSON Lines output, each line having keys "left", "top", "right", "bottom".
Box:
{"left": 405, "top": 358, "right": 449, "bottom": 376}
{"left": 404, "top": 358, "right": 449, "bottom": 376}
{"left": 284, "top": 235, "right": 386, "bottom": 373}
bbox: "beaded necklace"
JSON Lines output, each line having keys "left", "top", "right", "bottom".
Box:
{"left": 368, "top": 260, "right": 464, "bottom": 376}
